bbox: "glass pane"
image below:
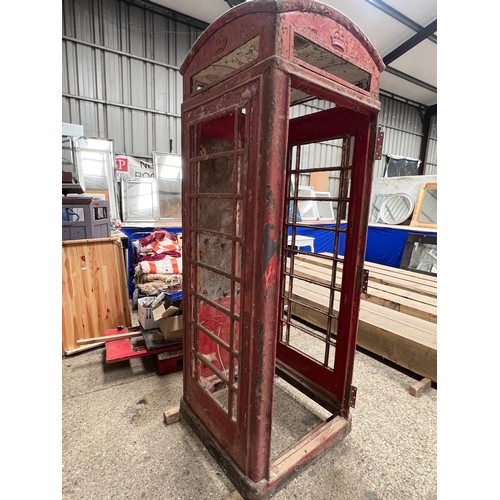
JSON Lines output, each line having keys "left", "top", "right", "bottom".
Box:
{"left": 192, "top": 36, "right": 260, "bottom": 92}
{"left": 62, "top": 136, "right": 82, "bottom": 189}
{"left": 197, "top": 234, "right": 233, "bottom": 274}
{"left": 155, "top": 153, "right": 182, "bottom": 220}
{"left": 294, "top": 34, "right": 371, "bottom": 91}
{"left": 314, "top": 193, "right": 335, "bottom": 220}
{"left": 197, "top": 157, "right": 234, "bottom": 193}
{"left": 328, "top": 173, "right": 342, "bottom": 198}
{"left": 80, "top": 151, "right": 109, "bottom": 190}
{"left": 417, "top": 188, "right": 437, "bottom": 224}
{"left": 62, "top": 207, "right": 85, "bottom": 222}
{"left": 385, "top": 156, "right": 420, "bottom": 177}
{"left": 93, "top": 206, "right": 108, "bottom": 220}
{"left": 157, "top": 154, "right": 182, "bottom": 180}
{"left": 76, "top": 138, "right": 118, "bottom": 220}
{"left": 122, "top": 179, "right": 159, "bottom": 221}
{"left": 400, "top": 233, "right": 437, "bottom": 277}
{"left": 159, "top": 185, "right": 181, "bottom": 220}
{"left": 408, "top": 243, "right": 437, "bottom": 274}
{"left": 198, "top": 199, "right": 233, "bottom": 234}
{"left": 197, "top": 266, "right": 232, "bottom": 303}
{"left": 297, "top": 186, "right": 319, "bottom": 220}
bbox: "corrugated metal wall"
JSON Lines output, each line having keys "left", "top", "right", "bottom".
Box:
{"left": 62, "top": 0, "right": 205, "bottom": 158}
{"left": 375, "top": 94, "right": 432, "bottom": 177}
{"left": 425, "top": 112, "right": 437, "bottom": 175}
{"left": 290, "top": 94, "right": 437, "bottom": 182}
{"left": 62, "top": 0, "right": 437, "bottom": 173}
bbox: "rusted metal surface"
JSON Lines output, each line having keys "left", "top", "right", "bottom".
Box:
{"left": 180, "top": 0, "right": 383, "bottom": 497}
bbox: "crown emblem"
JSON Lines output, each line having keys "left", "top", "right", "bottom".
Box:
{"left": 331, "top": 29, "right": 347, "bottom": 53}
{"left": 215, "top": 33, "right": 228, "bottom": 55}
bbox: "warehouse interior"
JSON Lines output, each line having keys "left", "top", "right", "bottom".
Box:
{"left": 3, "top": 0, "right": 499, "bottom": 499}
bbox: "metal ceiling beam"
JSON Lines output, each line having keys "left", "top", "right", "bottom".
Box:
{"left": 365, "top": 0, "right": 437, "bottom": 44}
{"left": 224, "top": 0, "right": 246, "bottom": 7}
{"left": 418, "top": 104, "right": 437, "bottom": 172}
{"left": 384, "top": 67, "right": 437, "bottom": 94}
{"left": 383, "top": 20, "right": 437, "bottom": 65}
{"left": 128, "top": 0, "right": 208, "bottom": 29}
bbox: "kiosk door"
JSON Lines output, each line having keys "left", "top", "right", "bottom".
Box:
{"left": 277, "top": 91, "right": 374, "bottom": 417}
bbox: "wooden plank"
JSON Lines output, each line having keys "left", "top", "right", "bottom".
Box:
{"left": 289, "top": 260, "right": 437, "bottom": 322}
{"left": 292, "top": 258, "right": 437, "bottom": 307}
{"left": 362, "top": 289, "right": 436, "bottom": 323}
{"left": 365, "top": 280, "right": 437, "bottom": 307}
{"left": 77, "top": 330, "right": 143, "bottom": 345}
{"left": 295, "top": 252, "right": 438, "bottom": 282}
{"left": 222, "top": 491, "right": 244, "bottom": 500}
{"left": 409, "top": 378, "right": 432, "bottom": 397}
{"left": 62, "top": 237, "right": 132, "bottom": 351}
{"left": 164, "top": 405, "right": 181, "bottom": 425}
{"left": 362, "top": 259, "right": 437, "bottom": 283}
{"left": 64, "top": 342, "right": 105, "bottom": 356}
{"left": 363, "top": 270, "right": 437, "bottom": 295}
{"left": 287, "top": 279, "right": 437, "bottom": 382}
{"left": 291, "top": 300, "right": 437, "bottom": 382}
{"left": 295, "top": 253, "right": 437, "bottom": 292}
{"left": 294, "top": 255, "right": 437, "bottom": 297}
{"left": 270, "top": 415, "right": 349, "bottom": 478}
{"left": 296, "top": 251, "right": 437, "bottom": 285}
{"left": 293, "top": 257, "right": 436, "bottom": 302}
{"left": 292, "top": 280, "right": 436, "bottom": 349}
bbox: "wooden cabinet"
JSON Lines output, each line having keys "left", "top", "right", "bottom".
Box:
{"left": 62, "top": 237, "right": 132, "bottom": 353}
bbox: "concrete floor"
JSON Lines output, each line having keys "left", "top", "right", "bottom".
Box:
{"left": 62, "top": 315, "right": 437, "bottom": 500}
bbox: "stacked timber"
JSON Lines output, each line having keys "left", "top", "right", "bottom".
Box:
{"left": 287, "top": 254, "right": 437, "bottom": 382}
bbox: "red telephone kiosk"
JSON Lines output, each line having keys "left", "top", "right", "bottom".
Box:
{"left": 179, "top": 1, "right": 384, "bottom": 497}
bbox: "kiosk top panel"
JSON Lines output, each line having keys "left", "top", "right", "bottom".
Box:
{"left": 181, "top": 0, "right": 384, "bottom": 100}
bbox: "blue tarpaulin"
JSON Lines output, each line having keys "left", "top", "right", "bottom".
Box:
{"left": 121, "top": 224, "right": 436, "bottom": 297}
{"left": 288, "top": 223, "right": 437, "bottom": 268}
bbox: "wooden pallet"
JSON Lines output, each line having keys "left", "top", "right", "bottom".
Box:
{"left": 287, "top": 254, "right": 437, "bottom": 383}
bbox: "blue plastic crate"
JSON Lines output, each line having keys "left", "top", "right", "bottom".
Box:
{"left": 165, "top": 290, "right": 183, "bottom": 302}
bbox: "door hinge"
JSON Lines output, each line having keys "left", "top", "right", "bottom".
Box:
{"left": 357, "top": 267, "right": 369, "bottom": 293}
{"left": 362, "top": 269, "right": 369, "bottom": 294}
{"left": 349, "top": 385, "right": 357, "bottom": 408}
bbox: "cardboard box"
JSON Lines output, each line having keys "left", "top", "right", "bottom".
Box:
{"left": 160, "top": 315, "right": 183, "bottom": 341}
{"left": 138, "top": 297, "right": 165, "bottom": 330}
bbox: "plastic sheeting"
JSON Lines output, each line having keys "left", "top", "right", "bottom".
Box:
{"left": 288, "top": 224, "right": 437, "bottom": 268}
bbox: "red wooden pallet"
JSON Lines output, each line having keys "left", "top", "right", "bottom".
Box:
{"left": 104, "top": 326, "right": 183, "bottom": 375}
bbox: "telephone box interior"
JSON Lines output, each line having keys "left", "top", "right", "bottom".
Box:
{"left": 179, "top": 1, "right": 384, "bottom": 498}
